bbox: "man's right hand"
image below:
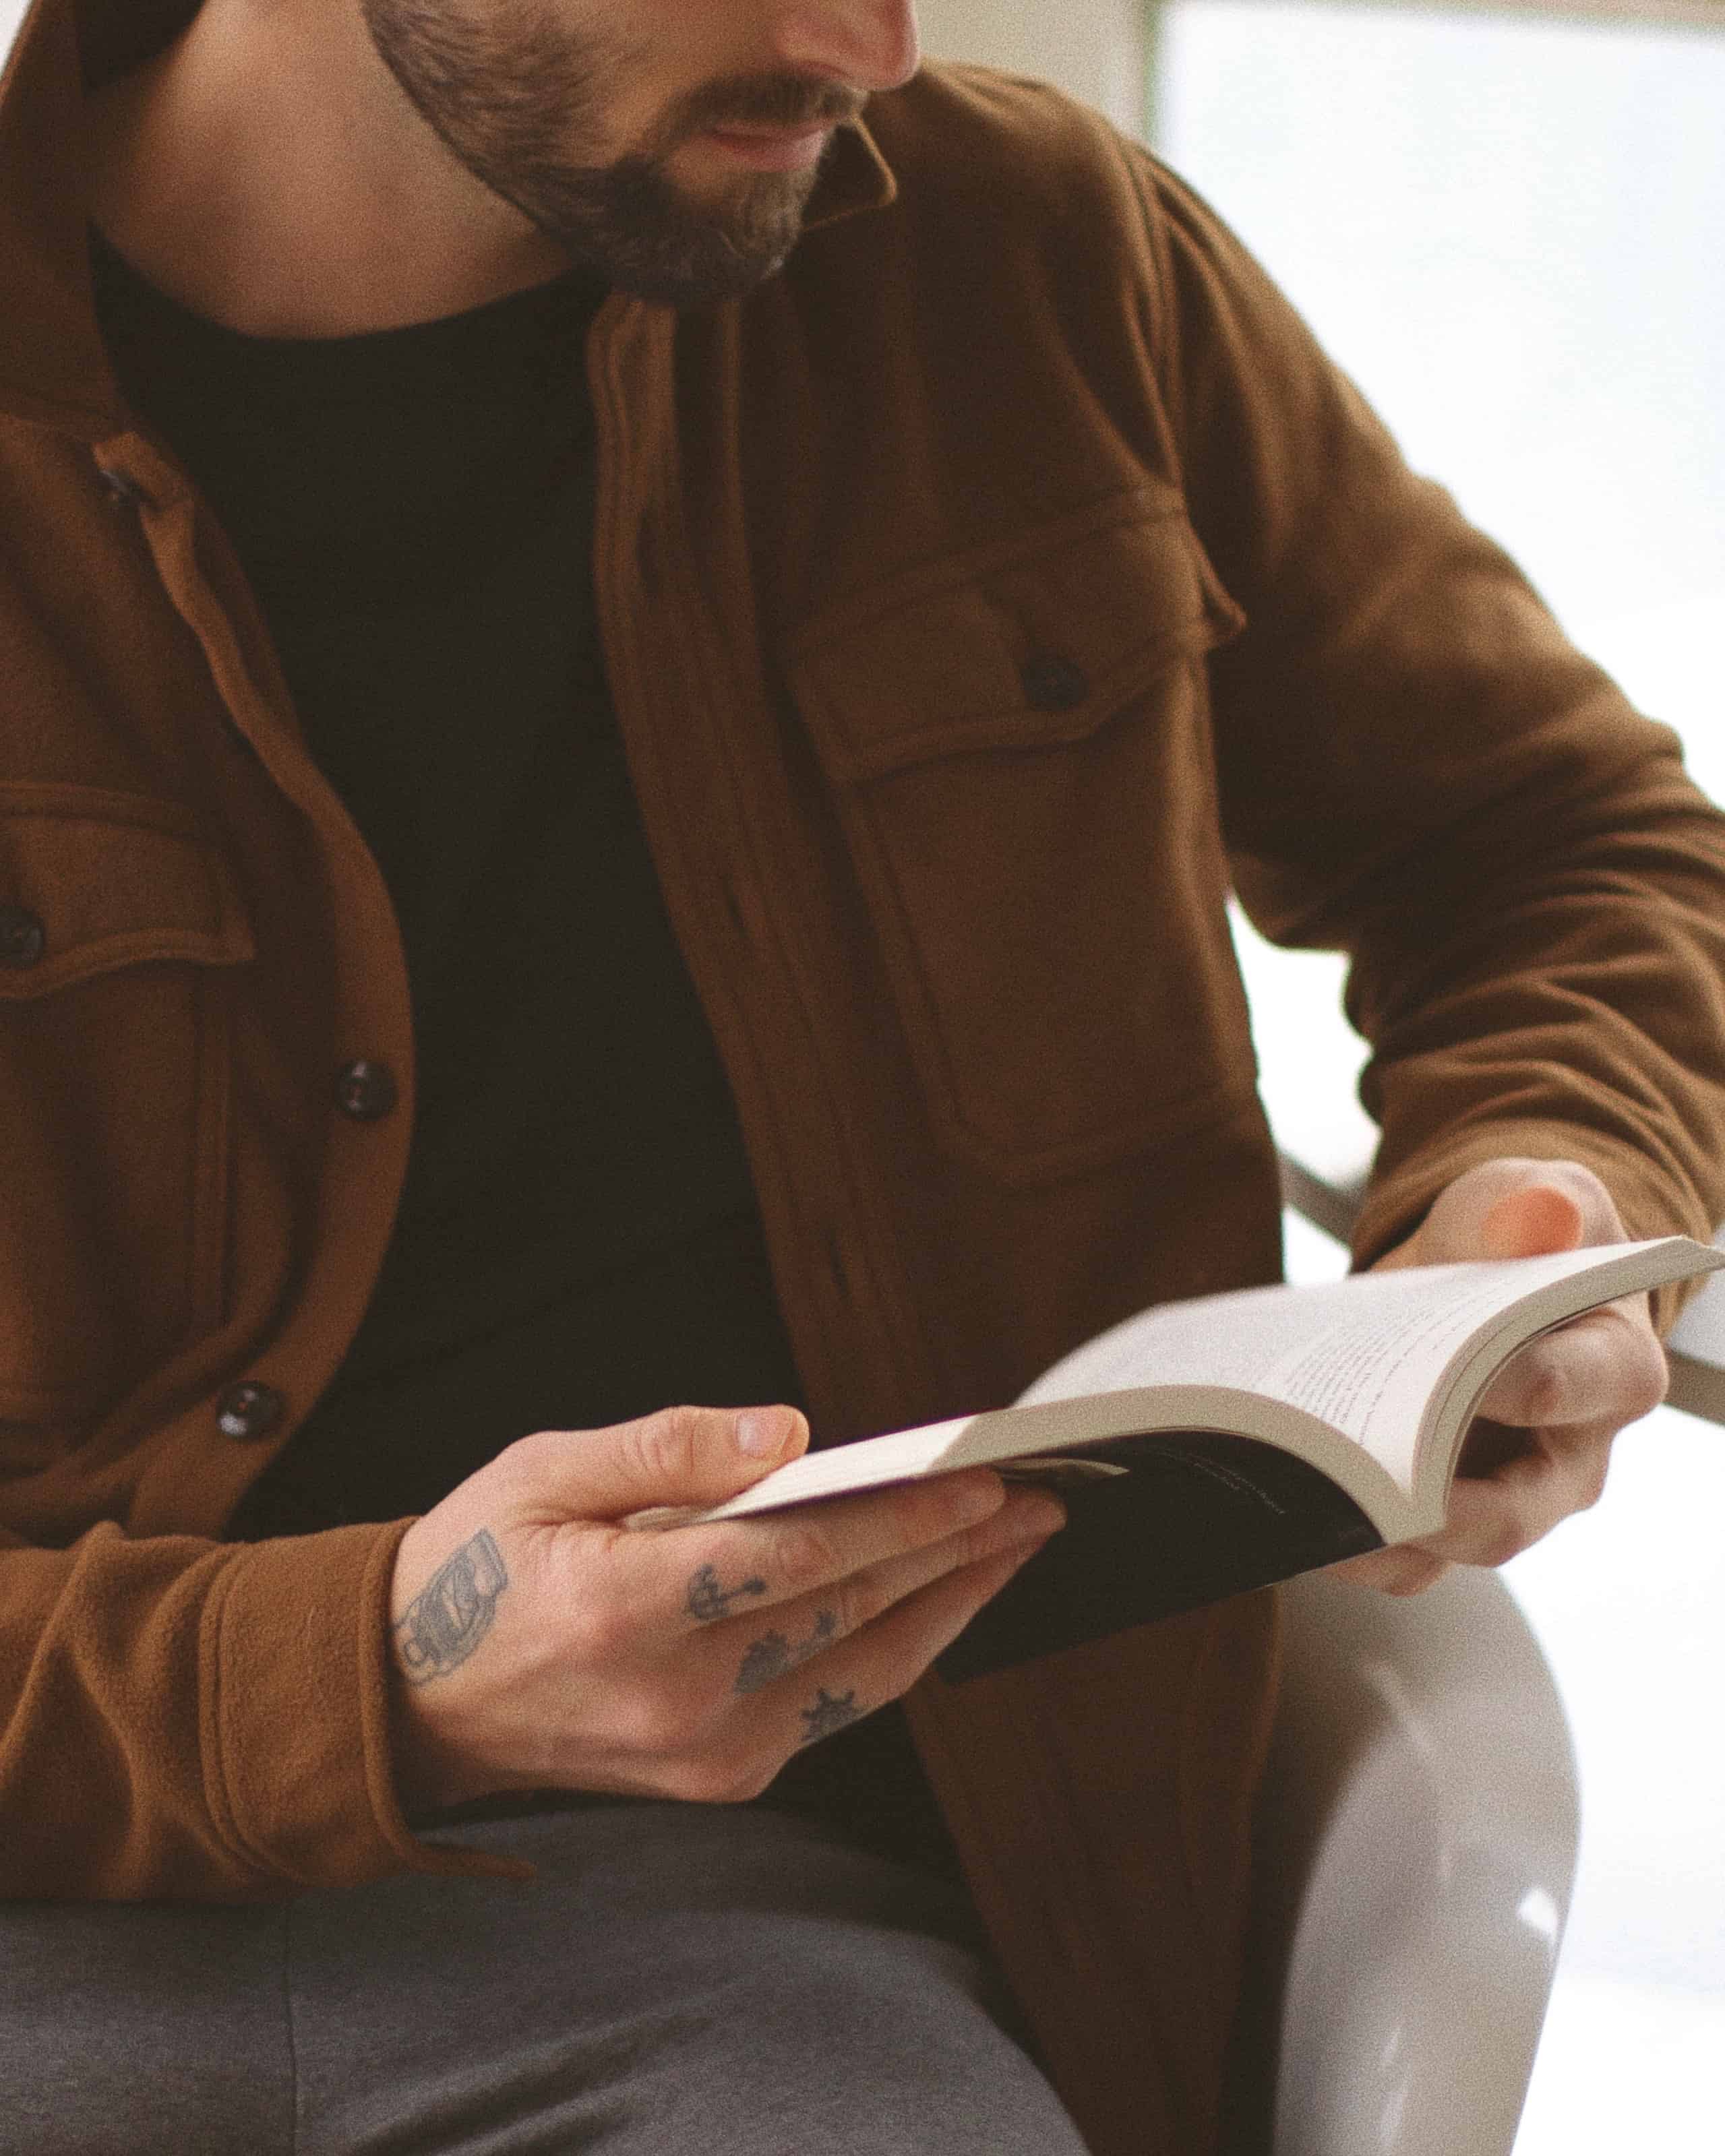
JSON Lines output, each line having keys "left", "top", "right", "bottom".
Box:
{"left": 386, "top": 1404, "right": 1064, "bottom": 1814}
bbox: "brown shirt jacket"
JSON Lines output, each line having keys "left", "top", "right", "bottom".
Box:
{"left": 5, "top": 3, "right": 1725, "bottom": 2151}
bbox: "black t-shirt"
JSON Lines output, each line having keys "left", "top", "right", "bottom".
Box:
{"left": 90, "top": 228, "right": 803, "bottom": 1523}
{"left": 90, "top": 227, "right": 955, "bottom": 1873}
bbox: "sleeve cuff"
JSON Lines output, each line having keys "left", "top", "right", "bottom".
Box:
{"left": 206, "top": 1519, "right": 535, "bottom": 1892}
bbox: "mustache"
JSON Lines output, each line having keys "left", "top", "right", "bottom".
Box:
{"left": 666, "top": 71, "right": 868, "bottom": 142}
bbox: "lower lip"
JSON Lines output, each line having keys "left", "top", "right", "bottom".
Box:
{"left": 702, "top": 125, "right": 831, "bottom": 173}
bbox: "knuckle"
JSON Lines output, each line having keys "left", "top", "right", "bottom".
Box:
{"left": 617, "top": 1668, "right": 728, "bottom": 1760}
{"left": 897, "top": 1475, "right": 992, "bottom": 1543}
{"left": 563, "top": 1591, "right": 630, "bottom": 1665}
{"left": 626, "top": 1405, "right": 706, "bottom": 1491}
{"left": 613, "top": 1691, "right": 686, "bottom": 1758}
{"left": 830, "top": 1572, "right": 882, "bottom": 1640}
{"left": 769, "top": 1516, "right": 841, "bottom": 1598}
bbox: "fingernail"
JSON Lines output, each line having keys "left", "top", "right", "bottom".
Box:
{"left": 737, "top": 1410, "right": 788, "bottom": 1458}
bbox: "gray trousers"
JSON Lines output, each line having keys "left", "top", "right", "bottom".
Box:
{"left": 0, "top": 1802, "right": 1089, "bottom": 2155}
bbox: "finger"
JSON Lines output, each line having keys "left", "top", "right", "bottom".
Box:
{"left": 1426, "top": 1427, "right": 1614, "bottom": 1566}
{"left": 1327, "top": 1545, "right": 1453, "bottom": 1597}
{"left": 516, "top": 1403, "right": 810, "bottom": 1522}
{"left": 1381, "top": 1157, "right": 1625, "bottom": 1270}
{"left": 1481, "top": 1181, "right": 1587, "bottom": 1260}
{"left": 1475, "top": 1303, "right": 1667, "bottom": 1429}
{"left": 710, "top": 1487, "right": 1066, "bottom": 1696}
{"left": 758, "top": 1538, "right": 1049, "bottom": 1752}
{"left": 1490, "top": 1160, "right": 1628, "bottom": 1245}
{"left": 1331, "top": 1390, "right": 1626, "bottom": 1593}
{"left": 648, "top": 1468, "right": 1014, "bottom": 1628}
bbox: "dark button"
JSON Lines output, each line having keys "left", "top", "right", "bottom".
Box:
{"left": 1019, "top": 651, "right": 1090, "bottom": 713}
{"left": 96, "top": 464, "right": 150, "bottom": 511}
{"left": 216, "top": 1382, "right": 285, "bottom": 1442}
{"left": 0, "top": 905, "right": 45, "bottom": 968}
{"left": 334, "top": 1057, "right": 399, "bottom": 1121}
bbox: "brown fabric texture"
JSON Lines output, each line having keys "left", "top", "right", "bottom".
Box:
{"left": 5, "top": 6, "right": 1725, "bottom": 2150}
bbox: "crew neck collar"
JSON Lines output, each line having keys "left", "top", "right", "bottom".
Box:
{"left": 87, "top": 218, "right": 611, "bottom": 377}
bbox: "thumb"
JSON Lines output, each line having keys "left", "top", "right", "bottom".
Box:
{"left": 1476, "top": 1182, "right": 1587, "bottom": 1261}
{"left": 1387, "top": 1158, "right": 1608, "bottom": 1269}
{"left": 542, "top": 1403, "right": 809, "bottom": 1522}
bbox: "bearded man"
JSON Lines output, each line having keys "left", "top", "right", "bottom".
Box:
{"left": 0, "top": 3, "right": 1718, "bottom": 2151}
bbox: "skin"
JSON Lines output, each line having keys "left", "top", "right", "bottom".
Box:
{"left": 1337, "top": 1156, "right": 1668, "bottom": 1595}
{"left": 383, "top": 1154, "right": 1666, "bottom": 1811}
{"left": 84, "top": 7, "right": 1672, "bottom": 1802}
{"left": 84, "top": 0, "right": 922, "bottom": 334}
{"left": 386, "top": 1407, "right": 1064, "bottom": 1812}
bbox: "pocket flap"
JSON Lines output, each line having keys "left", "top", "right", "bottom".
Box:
{"left": 0, "top": 784, "right": 254, "bottom": 997}
{"left": 783, "top": 488, "right": 1245, "bottom": 784}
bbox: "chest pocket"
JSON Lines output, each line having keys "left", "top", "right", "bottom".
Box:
{"left": 0, "top": 784, "right": 254, "bottom": 1428}
{"left": 783, "top": 489, "right": 1254, "bottom": 1182}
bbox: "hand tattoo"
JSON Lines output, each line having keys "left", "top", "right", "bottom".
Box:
{"left": 394, "top": 1529, "right": 508, "bottom": 1685}
{"left": 797, "top": 1687, "right": 862, "bottom": 1746}
{"left": 686, "top": 1563, "right": 768, "bottom": 1624}
{"left": 735, "top": 1609, "right": 838, "bottom": 1695}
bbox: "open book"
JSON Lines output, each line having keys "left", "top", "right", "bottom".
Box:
{"left": 634, "top": 1237, "right": 1724, "bottom": 1682}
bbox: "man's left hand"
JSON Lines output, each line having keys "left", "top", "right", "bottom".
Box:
{"left": 1329, "top": 1157, "right": 1669, "bottom": 1595}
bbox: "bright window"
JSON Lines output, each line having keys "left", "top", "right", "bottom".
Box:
{"left": 1150, "top": 0, "right": 1725, "bottom": 794}
{"left": 1148, "top": 20, "right": 1725, "bottom": 2150}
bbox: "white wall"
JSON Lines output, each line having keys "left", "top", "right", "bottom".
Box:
{"left": 915, "top": 0, "right": 1150, "bottom": 134}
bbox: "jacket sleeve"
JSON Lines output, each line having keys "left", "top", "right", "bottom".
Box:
{"left": 1139, "top": 155, "right": 1725, "bottom": 1300}
{"left": 0, "top": 1515, "right": 529, "bottom": 1900}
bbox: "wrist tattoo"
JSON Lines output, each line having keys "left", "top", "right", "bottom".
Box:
{"left": 735, "top": 1609, "right": 838, "bottom": 1695}
{"left": 797, "top": 1686, "right": 862, "bottom": 1746}
{"left": 686, "top": 1563, "right": 768, "bottom": 1624}
{"left": 395, "top": 1529, "right": 508, "bottom": 1686}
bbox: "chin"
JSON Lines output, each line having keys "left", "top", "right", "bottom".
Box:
{"left": 617, "top": 243, "right": 796, "bottom": 309}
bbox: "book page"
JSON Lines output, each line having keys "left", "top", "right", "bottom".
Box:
{"left": 625, "top": 1415, "right": 978, "bottom": 1527}
{"left": 636, "top": 1238, "right": 1715, "bottom": 1534}
{"left": 1018, "top": 1243, "right": 1672, "bottom": 1491}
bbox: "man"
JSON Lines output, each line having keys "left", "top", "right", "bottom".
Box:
{"left": 0, "top": 0, "right": 1719, "bottom": 2150}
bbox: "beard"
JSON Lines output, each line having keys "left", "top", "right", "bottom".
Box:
{"left": 359, "top": 0, "right": 864, "bottom": 306}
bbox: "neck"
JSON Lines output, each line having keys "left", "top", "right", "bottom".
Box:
{"left": 84, "top": 0, "right": 573, "bottom": 338}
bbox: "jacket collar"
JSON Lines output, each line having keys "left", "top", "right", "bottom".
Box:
{"left": 806, "top": 111, "right": 897, "bottom": 234}
{"left": 0, "top": 0, "right": 895, "bottom": 439}
{"left": 0, "top": 0, "right": 158, "bottom": 435}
